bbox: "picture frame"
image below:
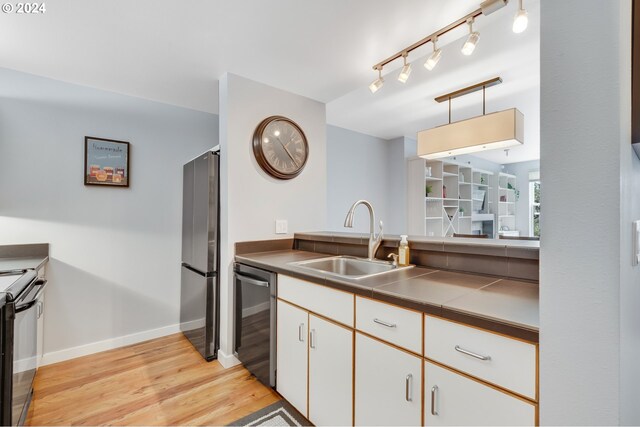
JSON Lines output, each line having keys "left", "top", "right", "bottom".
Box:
{"left": 84, "top": 136, "right": 130, "bottom": 187}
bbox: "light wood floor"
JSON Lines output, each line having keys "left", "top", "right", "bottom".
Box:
{"left": 26, "top": 333, "right": 281, "bottom": 426}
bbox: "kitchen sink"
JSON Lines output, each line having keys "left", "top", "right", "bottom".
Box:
{"left": 291, "top": 256, "right": 413, "bottom": 280}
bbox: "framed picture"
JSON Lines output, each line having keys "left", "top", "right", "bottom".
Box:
{"left": 84, "top": 136, "right": 130, "bottom": 187}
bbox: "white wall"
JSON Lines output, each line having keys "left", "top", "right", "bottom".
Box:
{"left": 540, "top": 1, "right": 624, "bottom": 423}
{"left": 0, "top": 68, "right": 218, "bottom": 361}
{"left": 218, "top": 73, "right": 326, "bottom": 363}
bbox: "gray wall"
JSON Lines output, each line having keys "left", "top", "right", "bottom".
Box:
{"left": 326, "top": 125, "right": 392, "bottom": 233}
{"left": 327, "top": 129, "right": 540, "bottom": 238}
{"left": 0, "top": 68, "right": 218, "bottom": 361}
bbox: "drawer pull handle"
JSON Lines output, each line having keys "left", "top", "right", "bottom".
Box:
{"left": 431, "top": 385, "right": 439, "bottom": 416}
{"left": 455, "top": 345, "right": 491, "bottom": 361}
{"left": 373, "top": 318, "right": 397, "bottom": 328}
{"left": 310, "top": 329, "right": 316, "bottom": 349}
{"left": 405, "top": 374, "right": 413, "bottom": 402}
{"left": 298, "top": 323, "right": 305, "bottom": 342}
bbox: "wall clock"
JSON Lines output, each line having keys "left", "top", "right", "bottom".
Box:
{"left": 252, "top": 116, "right": 309, "bottom": 180}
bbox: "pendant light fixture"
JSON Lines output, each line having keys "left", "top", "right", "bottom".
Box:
{"left": 512, "top": 0, "right": 529, "bottom": 33}
{"left": 397, "top": 53, "right": 412, "bottom": 83}
{"left": 369, "top": 66, "right": 384, "bottom": 93}
{"left": 417, "top": 77, "right": 524, "bottom": 159}
{"left": 461, "top": 18, "right": 480, "bottom": 56}
{"left": 367, "top": 0, "right": 514, "bottom": 93}
{"left": 424, "top": 37, "right": 442, "bottom": 71}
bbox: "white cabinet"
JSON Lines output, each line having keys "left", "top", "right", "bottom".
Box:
{"left": 36, "top": 294, "right": 45, "bottom": 367}
{"left": 278, "top": 275, "right": 354, "bottom": 327}
{"left": 308, "top": 314, "right": 353, "bottom": 426}
{"left": 276, "top": 300, "right": 308, "bottom": 416}
{"left": 355, "top": 333, "right": 422, "bottom": 426}
{"left": 355, "top": 296, "right": 422, "bottom": 354}
{"left": 425, "top": 361, "right": 535, "bottom": 426}
{"left": 424, "top": 315, "right": 537, "bottom": 400}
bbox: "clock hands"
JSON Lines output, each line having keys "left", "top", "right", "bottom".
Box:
{"left": 276, "top": 136, "right": 300, "bottom": 168}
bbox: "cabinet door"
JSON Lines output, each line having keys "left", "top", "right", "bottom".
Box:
{"left": 425, "top": 361, "right": 535, "bottom": 426}
{"left": 276, "top": 300, "right": 308, "bottom": 416}
{"left": 355, "top": 333, "right": 421, "bottom": 426}
{"left": 36, "top": 294, "right": 45, "bottom": 367}
{"left": 308, "top": 314, "right": 353, "bottom": 426}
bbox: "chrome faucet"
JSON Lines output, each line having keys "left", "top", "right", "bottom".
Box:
{"left": 344, "top": 200, "right": 383, "bottom": 260}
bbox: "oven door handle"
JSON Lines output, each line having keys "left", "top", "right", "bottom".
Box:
{"left": 15, "top": 279, "right": 47, "bottom": 313}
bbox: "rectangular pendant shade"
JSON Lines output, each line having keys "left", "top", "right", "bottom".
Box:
{"left": 417, "top": 108, "right": 524, "bottom": 160}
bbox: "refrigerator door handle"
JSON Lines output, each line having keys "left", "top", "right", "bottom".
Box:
{"left": 235, "top": 273, "right": 269, "bottom": 288}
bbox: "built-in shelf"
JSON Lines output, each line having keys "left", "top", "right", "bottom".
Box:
{"left": 498, "top": 173, "right": 517, "bottom": 231}
{"left": 409, "top": 158, "right": 496, "bottom": 237}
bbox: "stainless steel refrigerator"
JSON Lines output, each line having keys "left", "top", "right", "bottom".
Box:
{"left": 180, "top": 148, "right": 220, "bottom": 361}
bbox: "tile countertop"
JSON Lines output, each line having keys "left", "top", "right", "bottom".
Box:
{"left": 235, "top": 249, "right": 539, "bottom": 343}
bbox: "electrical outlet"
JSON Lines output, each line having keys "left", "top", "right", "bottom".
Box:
{"left": 275, "top": 220, "right": 288, "bottom": 234}
{"left": 634, "top": 220, "right": 640, "bottom": 266}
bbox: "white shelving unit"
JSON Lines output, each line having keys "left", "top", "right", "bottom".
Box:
{"left": 498, "top": 172, "right": 517, "bottom": 235}
{"left": 408, "top": 158, "right": 496, "bottom": 237}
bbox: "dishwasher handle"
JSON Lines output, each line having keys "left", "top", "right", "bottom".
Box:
{"left": 235, "top": 273, "right": 269, "bottom": 288}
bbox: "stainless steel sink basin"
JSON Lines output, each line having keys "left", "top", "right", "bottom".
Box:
{"left": 291, "top": 256, "right": 413, "bottom": 280}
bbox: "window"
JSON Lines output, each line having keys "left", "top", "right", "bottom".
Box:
{"left": 529, "top": 170, "right": 540, "bottom": 237}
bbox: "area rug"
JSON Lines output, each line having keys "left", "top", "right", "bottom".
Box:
{"left": 228, "top": 400, "right": 310, "bottom": 426}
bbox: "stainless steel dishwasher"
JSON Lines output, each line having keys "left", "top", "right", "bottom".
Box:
{"left": 234, "top": 263, "right": 277, "bottom": 388}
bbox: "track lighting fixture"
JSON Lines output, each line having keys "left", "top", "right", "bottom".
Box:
{"left": 512, "top": 0, "right": 528, "bottom": 33}
{"left": 397, "top": 53, "right": 412, "bottom": 83}
{"left": 461, "top": 18, "right": 480, "bottom": 56}
{"left": 369, "top": 67, "right": 384, "bottom": 93}
{"left": 368, "top": 0, "right": 515, "bottom": 93}
{"left": 424, "top": 37, "right": 442, "bottom": 71}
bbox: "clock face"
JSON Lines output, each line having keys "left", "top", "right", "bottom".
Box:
{"left": 253, "top": 116, "right": 309, "bottom": 179}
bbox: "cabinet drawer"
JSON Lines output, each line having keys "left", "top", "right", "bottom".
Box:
{"left": 355, "top": 296, "right": 422, "bottom": 354}
{"left": 278, "top": 275, "right": 354, "bottom": 327}
{"left": 424, "top": 316, "right": 537, "bottom": 400}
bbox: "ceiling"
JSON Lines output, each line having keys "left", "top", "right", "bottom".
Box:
{"left": 0, "top": 0, "right": 539, "bottom": 163}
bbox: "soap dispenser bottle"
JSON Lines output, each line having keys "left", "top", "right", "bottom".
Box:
{"left": 398, "top": 235, "right": 410, "bottom": 266}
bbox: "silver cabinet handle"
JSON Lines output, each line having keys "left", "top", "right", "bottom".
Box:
{"left": 298, "top": 323, "right": 305, "bottom": 342}
{"left": 431, "top": 385, "right": 439, "bottom": 416}
{"left": 374, "top": 318, "right": 397, "bottom": 328}
{"left": 310, "top": 329, "right": 316, "bottom": 349}
{"left": 455, "top": 345, "right": 491, "bottom": 361}
{"left": 405, "top": 374, "right": 413, "bottom": 402}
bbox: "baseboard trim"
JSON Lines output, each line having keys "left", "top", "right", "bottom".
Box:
{"left": 41, "top": 323, "right": 184, "bottom": 366}
{"left": 217, "top": 348, "right": 241, "bottom": 369}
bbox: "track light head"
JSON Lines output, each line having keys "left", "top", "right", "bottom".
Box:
{"left": 461, "top": 18, "right": 480, "bottom": 56}
{"left": 369, "top": 67, "right": 384, "bottom": 93}
{"left": 397, "top": 53, "right": 412, "bottom": 83}
{"left": 512, "top": 0, "right": 528, "bottom": 33}
{"left": 424, "top": 37, "right": 442, "bottom": 71}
